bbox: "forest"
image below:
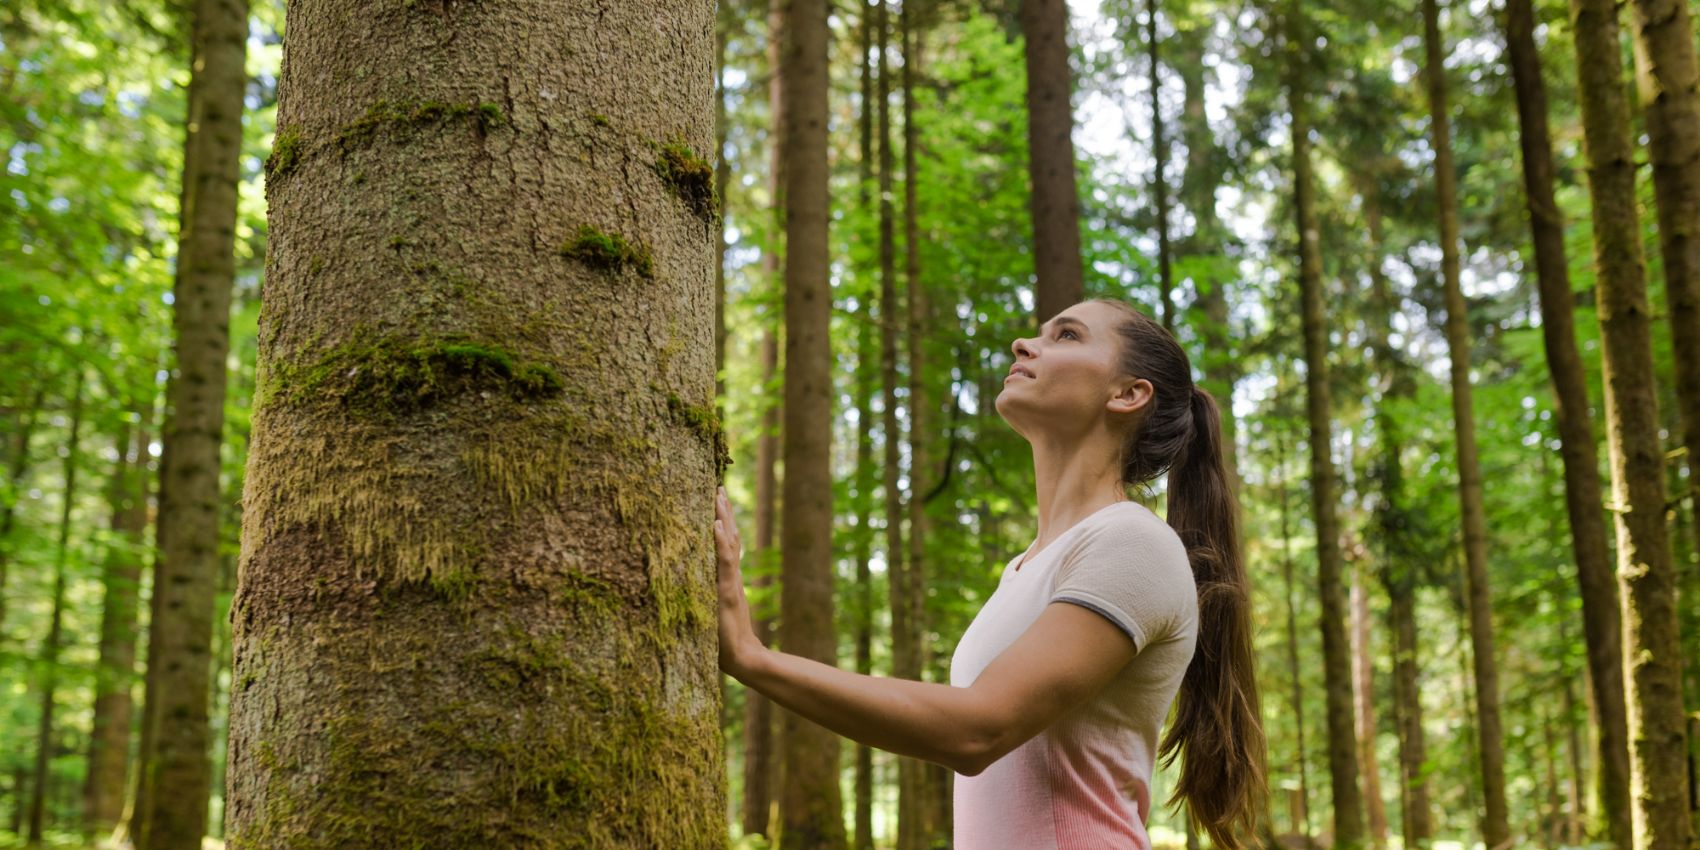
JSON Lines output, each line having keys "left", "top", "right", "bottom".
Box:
{"left": 0, "top": 0, "right": 1697, "bottom": 847}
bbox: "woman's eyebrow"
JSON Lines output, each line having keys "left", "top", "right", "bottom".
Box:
{"left": 1048, "top": 316, "right": 1089, "bottom": 335}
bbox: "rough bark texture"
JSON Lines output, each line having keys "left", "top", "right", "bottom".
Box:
{"left": 1145, "top": 0, "right": 1174, "bottom": 331}
{"left": 776, "top": 0, "right": 846, "bottom": 843}
{"left": 1628, "top": 0, "right": 1700, "bottom": 569}
{"left": 1284, "top": 3, "right": 1366, "bottom": 844}
{"left": 1502, "top": 0, "right": 1634, "bottom": 839}
{"left": 28, "top": 371, "right": 83, "bottom": 844}
{"left": 1418, "top": 2, "right": 1511, "bottom": 843}
{"left": 1350, "top": 563, "right": 1389, "bottom": 847}
{"left": 1569, "top": 0, "right": 1694, "bottom": 846}
{"left": 743, "top": 0, "right": 786, "bottom": 835}
{"left": 1019, "top": 0, "right": 1085, "bottom": 323}
{"left": 714, "top": 10, "right": 730, "bottom": 397}
{"left": 227, "top": 0, "right": 725, "bottom": 846}
{"left": 83, "top": 404, "right": 154, "bottom": 832}
{"left": 138, "top": 1, "right": 246, "bottom": 846}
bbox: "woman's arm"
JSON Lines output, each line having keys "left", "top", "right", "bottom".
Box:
{"left": 714, "top": 487, "right": 1139, "bottom": 776}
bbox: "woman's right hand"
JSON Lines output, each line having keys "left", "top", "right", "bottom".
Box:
{"left": 714, "top": 486, "right": 761, "bottom": 677}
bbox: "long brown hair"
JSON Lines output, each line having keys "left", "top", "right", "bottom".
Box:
{"left": 1094, "top": 298, "right": 1267, "bottom": 848}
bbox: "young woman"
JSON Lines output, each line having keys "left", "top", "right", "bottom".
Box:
{"left": 714, "top": 298, "right": 1265, "bottom": 849}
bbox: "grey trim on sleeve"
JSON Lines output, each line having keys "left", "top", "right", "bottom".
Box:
{"left": 1051, "top": 593, "right": 1146, "bottom": 651}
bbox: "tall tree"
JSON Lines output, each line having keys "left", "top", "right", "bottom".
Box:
{"left": 1145, "top": 0, "right": 1174, "bottom": 331}
{"left": 1418, "top": 1, "right": 1510, "bottom": 841}
{"left": 1274, "top": 407, "right": 1313, "bottom": 840}
{"left": 136, "top": 0, "right": 247, "bottom": 845}
{"left": 1501, "top": 0, "right": 1633, "bottom": 839}
{"left": 1350, "top": 561, "right": 1389, "bottom": 847}
{"left": 0, "top": 384, "right": 45, "bottom": 642}
{"left": 1568, "top": 0, "right": 1695, "bottom": 847}
{"left": 1627, "top": 0, "right": 1700, "bottom": 559}
{"left": 853, "top": 3, "right": 878, "bottom": 847}
{"left": 27, "top": 370, "right": 83, "bottom": 845}
{"left": 1282, "top": 1, "right": 1366, "bottom": 844}
{"left": 83, "top": 400, "right": 154, "bottom": 833}
{"left": 1019, "top": 0, "right": 1085, "bottom": 322}
{"left": 776, "top": 0, "right": 846, "bottom": 843}
{"left": 226, "top": 0, "right": 725, "bottom": 845}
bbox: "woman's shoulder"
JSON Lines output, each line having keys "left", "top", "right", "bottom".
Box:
{"left": 1075, "top": 501, "right": 1188, "bottom": 562}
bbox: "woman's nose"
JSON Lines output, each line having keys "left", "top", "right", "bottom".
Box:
{"left": 1011, "top": 336, "right": 1034, "bottom": 359}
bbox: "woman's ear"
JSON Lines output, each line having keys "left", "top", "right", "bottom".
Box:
{"left": 1107, "top": 377, "right": 1153, "bottom": 416}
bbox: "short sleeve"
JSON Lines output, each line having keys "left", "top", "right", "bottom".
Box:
{"left": 1048, "top": 510, "right": 1197, "bottom": 652}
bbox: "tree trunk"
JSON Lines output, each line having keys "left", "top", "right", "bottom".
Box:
{"left": 853, "top": 4, "right": 877, "bottom": 847}
{"left": 1351, "top": 561, "right": 1389, "bottom": 848}
{"left": 1418, "top": 3, "right": 1512, "bottom": 843}
{"left": 137, "top": 0, "right": 246, "bottom": 846}
{"left": 0, "top": 384, "right": 44, "bottom": 643}
{"left": 226, "top": 0, "right": 725, "bottom": 845}
{"left": 776, "top": 0, "right": 845, "bottom": 843}
{"left": 743, "top": 0, "right": 786, "bottom": 835}
{"left": 714, "top": 6, "right": 730, "bottom": 398}
{"left": 1568, "top": 0, "right": 1695, "bottom": 847}
{"left": 1019, "top": 0, "right": 1084, "bottom": 323}
{"left": 1284, "top": 2, "right": 1366, "bottom": 844}
{"left": 83, "top": 402, "right": 154, "bottom": 834}
{"left": 1144, "top": 0, "right": 1174, "bottom": 331}
{"left": 28, "top": 370, "right": 84, "bottom": 845}
{"left": 1502, "top": 0, "right": 1635, "bottom": 840}
{"left": 1628, "top": 0, "right": 1700, "bottom": 568}
{"left": 1275, "top": 414, "right": 1313, "bottom": 842}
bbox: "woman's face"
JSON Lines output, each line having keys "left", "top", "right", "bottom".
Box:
{"left": 995, "top": 301, "right": 1151, "bottom": 439}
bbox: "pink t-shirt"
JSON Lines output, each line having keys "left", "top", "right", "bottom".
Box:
{"left": 948, "top": 500, "right": 1199, "bottom": 850}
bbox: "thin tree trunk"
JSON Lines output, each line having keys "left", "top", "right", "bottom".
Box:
{"left": 1418, "top": 3, "right": 1511, "bottom": 843}
{"left": 1274, "top": 411, "right": 1313, "bottom": 842}
{"left": 1502, "top": 0, "right": 1635, "bottom": 841}
{"left": 1351, "top": 561, "right": 1389, "bottom": 848}
{"left": 226, "top": 0, "right": 725, "bottom": 844}
{"left": 1284, "top": 2, "right": 1366, "bottom": 844}
{"left": 1569, "top": 0, "right": 1695, "bottom": 847}
{"left": 1628, "top": 0, "right": 1700, "bottom": 567}
{"left": 83, "top": 402, "right": 154, "bottom": 834}
{"left": 743, "top": 0, "right": 786, "bottom": 835}
{"left": 138, "top": 0, "right": 246, "bottom": 845}
{"left": 1144, "top": 0, "right": 1174, "bottom": 332}
{"left": 1019, "top": 0, "right": 1085, "bottom": 322}
{"left": 898, "top": 5, "right": 929, "bottom": 847}
{"left": 28, "top": 370, "right": 85, "bottom": 845}
{"left": 1561, "top": 646, "right": 1589, "bottom": 845}
{"left": 777, "top": 0, "right": 844, "bottom": 842}
{"left": 0, "top": 384, "right": 45, "bottom": 642}
{"left": 853, "top": 3, "right": 877, "bottom": 847}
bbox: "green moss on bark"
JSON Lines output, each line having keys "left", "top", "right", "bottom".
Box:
{"left": 262, "top": 332, "right": 564, "bottom": 414}
{"left": 653, "top": 141, "right": 718, "bottom": 222}
{"left": 267, "top": 127, "right": 304, "bottom": 178}
{"left": 665, "top": 393, "right": 731, "bottom": 483}
{"left": 560, "top": 226, "right": 655, "bottom": 279}
{"left": 337, "top": 99, "right": 507, "bottom": 153}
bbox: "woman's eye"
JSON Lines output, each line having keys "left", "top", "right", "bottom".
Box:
{"left": 1058, "top": 329, "right": 1078, "bottom": 340}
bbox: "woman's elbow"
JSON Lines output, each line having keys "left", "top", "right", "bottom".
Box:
{"left": 944, "top": 725, "right": 1007, "bottom": 777}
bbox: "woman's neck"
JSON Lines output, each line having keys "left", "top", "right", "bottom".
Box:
{"left": 1027, "top": 425, "right": 1127, "bottom": 550}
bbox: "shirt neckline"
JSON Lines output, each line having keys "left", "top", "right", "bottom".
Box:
{"left": 1012, "top": 499, "right": 1136, "bottom": 572}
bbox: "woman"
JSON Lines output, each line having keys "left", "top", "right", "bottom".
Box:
{"left": 714, "top": 298, "right": 1265, "bottom": 849}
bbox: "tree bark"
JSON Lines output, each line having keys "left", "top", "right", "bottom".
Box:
{"left": 776, "top": 0, "right": 845, "bottom": 843}
{"left": 83, "top": 401, "right": 154, "bottom": 834}
{"left": 1502, "top": 0, "right": 1634, "bottom": 840}
{"left": 1628, "top": 0, "right": 1700, "bottom": 568}
{"left": 226, "top": 0, "right": 725, "bottom": 845}
{"left": 1418, "top": 2, "right": 1511, "bottom": 843}
{"left": 1145, "top": 0, "right": 1174, "bottom": 331}
{"left": 138, "top": 0, "right": 246, "bottom": 846}
{"left": 27, "top": 370, "right": 84, "bottom": 845}
{"left": 1351, "top": 561, "right": 1390, "bottom": 848}
{"left": 853, "top": 4, "right": 877, "bottom": 847}
{"left": 1283, "top": 2, "right": 1366, "bottom": 844}
{"left": 714, "top": 6, "right": 730, "bottom": 398}
{"left": 1019, "top": 0, "right": 1085, "bottom": 323}
{"left": 1568, "top": 0, "right": 1694, "bottom": 845}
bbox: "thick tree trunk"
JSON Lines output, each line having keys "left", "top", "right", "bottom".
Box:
{"left": 743, "top": 0, "right": 786, "bottom": 835}
{"left": 1019, "top": 0, "right": 1084, "bottom": 323}
{"left": 1502, "top": 0, "right": 1635, "bottom": 840}
{"left": 0, "top": 384, "right": 44, "bottom": 642}
{"left": 776, "top": 0, "right": 845, "bottom": 844}
{"left": 138, "top": 0, "right": 246, "bottom": 846}
{"left": 83, "top": 403, "right": 154, "bottom": 834}
{"left": 1418, "top": 3, "right": 1511, "bottom": 843}
{"left": 1351, "top": 562, "right": 1389, "bottom": 848}
{"left": 227, "top": 0, "right": 725, "bottom": 845}
{"left": 1284, "top": 3, "right": 1366, "bottom": 844}
{"left": 28, "top": 371, "right": 84, "bottom": 844}
{"left": 1144, "top": 0, "right": 1173, "bottom": 331}
{"left": 1628, "top": 0, "right": 1700, "bottom": 567}
{"left": 1568, "top": 0, "right": 1694, "bottom": 846}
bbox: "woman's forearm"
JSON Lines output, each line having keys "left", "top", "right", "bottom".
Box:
{"left": 730, "top": 644, "right": 994, "bottom": 775}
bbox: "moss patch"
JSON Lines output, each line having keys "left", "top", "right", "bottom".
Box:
{"left": 665, "top": 393, "right": 731, "bottom": 483}
{"left": 560, "top": 226, "right": 655, "bottom": 280}
{"left": 653, "top": 141, "right": 718, "bottom": 222}
{"left": 337, "top": 98, "right": 507, "bottom": 153}
{"left": 264, "top": 332, "right": 564, "bottom": 414}
{"left": 266, "top": 127, "right": 304, "bottom": 178}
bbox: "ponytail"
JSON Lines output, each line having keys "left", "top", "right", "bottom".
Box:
{"left": 1159, "top": 387, "right": 1266, "bottom": 849}
{"left": 1094, "top": 297, "right": 1267, "bottom": 850}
